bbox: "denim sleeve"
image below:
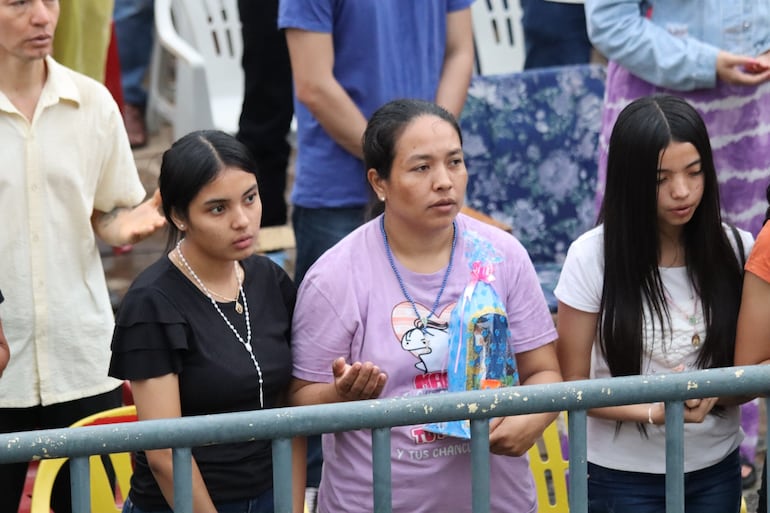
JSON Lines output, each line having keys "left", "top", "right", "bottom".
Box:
{"left": 585, "top": 0, "right": 719, "bottom": 90}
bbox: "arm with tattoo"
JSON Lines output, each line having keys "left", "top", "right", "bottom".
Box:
{"left": 91, "top": 189, "right": 166, "bottom": 246}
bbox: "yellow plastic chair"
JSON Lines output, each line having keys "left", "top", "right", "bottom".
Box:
{"left": 527, "top": 414, "right": 569, "bottom": 513}
{"left": 30, "top": 405, "right": 137, "bottom": 513}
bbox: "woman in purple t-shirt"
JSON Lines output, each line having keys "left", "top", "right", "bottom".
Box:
{"left": 290, "top": 99, "right": 562, "bottom": 513}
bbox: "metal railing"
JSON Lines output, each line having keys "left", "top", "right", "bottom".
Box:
{"left": 2, "top": 365, "right": 769, "bottom": 513}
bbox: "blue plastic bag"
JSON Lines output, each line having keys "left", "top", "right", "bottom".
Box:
{"left": 425, "top": 230, "right": 519, "bottom": 439}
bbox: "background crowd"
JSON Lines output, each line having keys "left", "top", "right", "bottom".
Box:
{"left": 2, "top": 1, "right": 770, "bottom": 512}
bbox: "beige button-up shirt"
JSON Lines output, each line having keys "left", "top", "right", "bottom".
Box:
{"left": 0, "top": 57, "right": 146, "bottom": 407}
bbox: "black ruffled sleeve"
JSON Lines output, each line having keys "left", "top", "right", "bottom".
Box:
{"left": 109, "top": 286, "right": 190, "bottom": 381}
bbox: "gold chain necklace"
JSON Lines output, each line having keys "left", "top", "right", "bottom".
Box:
{"left": 172, "top": 249, "right": 244, "bottom": 314}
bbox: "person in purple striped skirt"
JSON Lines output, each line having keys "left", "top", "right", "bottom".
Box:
{"left": 586, "top": 0, "right": 770, "bottom": 238}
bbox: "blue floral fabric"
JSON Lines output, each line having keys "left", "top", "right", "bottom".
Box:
{"left": 459, "top": 63, "right": 607, "bottom": 311}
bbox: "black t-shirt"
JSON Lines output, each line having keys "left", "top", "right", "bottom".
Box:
{"left": 109, "top": 255, "right": 295, "bottom": 510}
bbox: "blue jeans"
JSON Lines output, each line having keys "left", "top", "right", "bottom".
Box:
{"left": 587, "top": 449, "right": 741, "bottom": 513}
{"left": 122, "top": 488, "right": 274, "bottom": 513}
{"left": 291, "top": 205, "right": 365, "bottom": 285}
{"left": 113, "top": 0, "right": 154, "bottom": 106}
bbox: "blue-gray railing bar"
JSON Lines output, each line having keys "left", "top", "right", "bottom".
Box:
{"left": 665, "top": 402, "right": 685, "bottom": 513}
{"left": 372, "top": 427, "right": 392, "bottom": 513}
{"left": 6, "top": 366, "right": 764, "bottom": 462}
{"left": 173, "top": 447, "right": 193, "bottom": 513}
{"left": 4, "top": 365, "right": 769, "bottom": 513}
{"left": 568, "top": 409, "right": 588, "bottom": 513}
{"left": 70, "top": 455, "right": 89, "bottom": 512}
{"left": 470, "top": 418, "right": 491, "bottom": 513}
{"left": 272, "top": 438, "right": 292, "bottom": 513}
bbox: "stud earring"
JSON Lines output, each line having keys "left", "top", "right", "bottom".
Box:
{"left": 178, "top": 223, "right": 185, "bottom": 230}
{"left": 379, "top": 196, "right": 385, "bottom": 202}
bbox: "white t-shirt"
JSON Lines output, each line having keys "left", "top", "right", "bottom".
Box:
{"left": 554, "top": 224, "right": 753, "bottom": 473}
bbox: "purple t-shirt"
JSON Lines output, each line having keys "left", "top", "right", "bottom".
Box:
{"left": 293, "top": 214, "right": 557, "bottom": 513}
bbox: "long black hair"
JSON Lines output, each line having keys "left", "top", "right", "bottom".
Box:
{"left": 597, "top": 95, "right": 743, "bottom": 377}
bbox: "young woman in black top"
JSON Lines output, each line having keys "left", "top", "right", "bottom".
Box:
{"left": 110, "top": 130, "right": 304, "bottom": 513}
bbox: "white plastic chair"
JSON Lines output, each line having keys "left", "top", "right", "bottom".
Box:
{"left": 471, "top": 0, "right": 526, "bottom": 75}
{"left": 146, "top": 0, "right": 244, "bottom": 139}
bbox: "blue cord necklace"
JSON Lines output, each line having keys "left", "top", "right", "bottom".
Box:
{"left": 380, "top": 215, "right": 457, "bottom": 333}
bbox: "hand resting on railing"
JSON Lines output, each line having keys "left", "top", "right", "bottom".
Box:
{"left": 645, "top": 397, "right": 719, "bottom": 425}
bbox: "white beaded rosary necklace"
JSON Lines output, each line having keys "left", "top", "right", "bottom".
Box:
{"left": 175, "top": 239, "right": 264, "bottom": 408}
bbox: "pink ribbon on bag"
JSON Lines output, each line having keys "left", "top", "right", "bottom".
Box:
{"left": 470, "top": 261, "right": 495, "bottom": 284}
{"left": 455, "top": 261, "right": 497, "bottom": 372}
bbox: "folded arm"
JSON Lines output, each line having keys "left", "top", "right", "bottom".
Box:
{"left": 556, "top": 301, "right": 718, "bottom": 425}
{"left": 585, "top": 0, "right": 770, "bottom": 89}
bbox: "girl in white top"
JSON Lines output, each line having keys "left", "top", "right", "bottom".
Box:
{"left": 555, "top": 95, "right": 752, "bottom": 513}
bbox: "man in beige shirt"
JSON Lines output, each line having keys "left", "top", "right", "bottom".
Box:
{"left": 0, "top": 1, "right": 164, "bottom": 511}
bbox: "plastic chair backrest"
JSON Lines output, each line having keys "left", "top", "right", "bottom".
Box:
{"left": 471, "top": 0, "right": 525, "bottom": 75}
{"left": 29, "top": 405, "right": 138, "bottom": 513}
{"left": 527, "top": 414, "right": 569, "bottom": 513}
{"left": 173, "top": 0, "right": 243, "bottom": 132}
{"left": 148, "top": 0, "right": 243, "bottom": 139}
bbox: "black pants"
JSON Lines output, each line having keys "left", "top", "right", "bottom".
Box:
{"left": 520, "top": 0, "right": 592, "bottom": 70}
{"left": 236, "top": 0, "right": 294, "bottom": 228}
{"left": 0, "top": 387, "right": 122, "bottom": 513}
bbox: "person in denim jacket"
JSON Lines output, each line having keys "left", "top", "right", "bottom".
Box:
{"left": 586, "top": 0, "right": 770, "bottom": 237}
